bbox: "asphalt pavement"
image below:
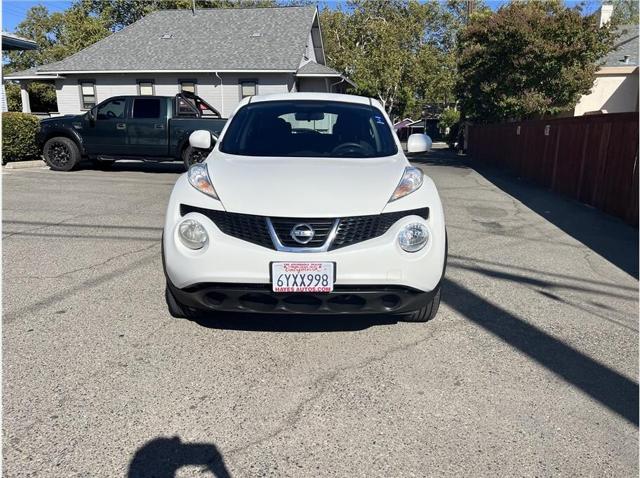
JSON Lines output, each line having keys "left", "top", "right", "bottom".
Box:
{"left": 3, "top": 147, "right": 638, "bottom": 477}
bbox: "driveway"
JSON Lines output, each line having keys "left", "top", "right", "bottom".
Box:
{"left": 3, "top": 149, "right": 638, "bottom": 477}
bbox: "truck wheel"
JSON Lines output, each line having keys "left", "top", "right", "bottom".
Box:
{"left": 182, "top": 145, "right": 210, "bottom": 169}
{"left": 402, "top": 287, "right": 441, "bottom": 323}
{"left": 43, "top": 137, "right": 80, "bottom": 171}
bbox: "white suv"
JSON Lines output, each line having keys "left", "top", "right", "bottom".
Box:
{"left": 162, "top": 93, "right": 447, "bottom": 322}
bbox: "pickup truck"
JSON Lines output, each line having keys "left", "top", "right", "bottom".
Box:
{"left": 38, "top": 92, "right": 227, "bottom": 171}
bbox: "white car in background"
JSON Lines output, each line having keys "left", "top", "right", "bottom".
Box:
{"left": 162, "top": 93, "right": 446, "bottom": 322}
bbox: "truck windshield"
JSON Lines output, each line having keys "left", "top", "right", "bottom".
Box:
{"left": 219, "top": 100, "right": 398, "bottom": 158}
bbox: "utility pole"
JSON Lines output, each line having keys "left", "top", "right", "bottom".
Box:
{"left": 192, "top": 0, "right": 196, "bottom": 16}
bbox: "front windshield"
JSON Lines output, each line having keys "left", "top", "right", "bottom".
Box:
{"left": 219, "top": 100, "right": 398, "bottom": 158}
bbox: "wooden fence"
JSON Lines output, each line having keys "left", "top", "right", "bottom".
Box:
{"left": 468, "top": 113, "right": 639, "bottom": 225}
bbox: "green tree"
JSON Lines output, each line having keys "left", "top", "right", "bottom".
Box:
{"left": 321, "top": 0, "right": 460, "bottom": 119}
{"left": 455, "top": 1, "right": 617, "bottom": 123}
{"left": 321, "top": 0, "right": 474, "bottom": 119}
{"left": 609, "top": 0, "right": 640, "bottom": 24}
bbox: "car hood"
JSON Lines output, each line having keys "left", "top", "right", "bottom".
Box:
{"left": 39, "top": 114, "right": 82, "bottom": 127}
{"left": 207, "top": 151, "right": 407, "bottom": 217}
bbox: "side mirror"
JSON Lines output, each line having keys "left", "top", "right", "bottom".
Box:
{"left": 189, "top": 130, "right": 212, "bottom": 150}
{"left": 407, "top": 133, "right": 432, "bottom": 153}
{"left": 87, "top": 108, "right": 96, "bottom": 125}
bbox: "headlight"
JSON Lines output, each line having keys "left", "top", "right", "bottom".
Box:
{"left": 178, "top": 219, "right": 208, "bottom": 250}
{"left": 398, "top": 222, "right": 429, "bottom": 252}
{"left": 389, "top": 167, "right": 423, "bottom": 202}
{"left": 188, "top": 163, "right": 218, "bottom": 199}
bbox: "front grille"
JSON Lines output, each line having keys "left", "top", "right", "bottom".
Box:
{"left": 270, "top": 217, "right": 335, "bottom": 248}
{"left": 180, "top": 204, "right": 272, "bottom": 249}
{"left": 180, "top": 205, "right": 429, "bottom": 251}
{"left": 331, "top": 208, "right": 428, "bottom": 250}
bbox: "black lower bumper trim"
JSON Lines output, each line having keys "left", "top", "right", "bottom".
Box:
{"left": 167, "top": 281, "right": 438, "bottom": 315}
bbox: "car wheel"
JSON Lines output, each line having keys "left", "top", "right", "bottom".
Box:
{"left": 182, "top": 145, "right": 210, "bottom": 170}
{"left": 43, "top": 137, "right": 80, "bottom": 171}
{"left": 402, "top": 287, "right": 441, "bottom": 322}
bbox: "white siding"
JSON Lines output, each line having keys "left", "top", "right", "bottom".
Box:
{"left": 54, "top": 73, "right": 296, "bottom": 116}
{"left": 574, "top": 71, "right": 639, "bottom": 115}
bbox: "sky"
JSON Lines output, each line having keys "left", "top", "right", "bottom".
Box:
{"left": 2, "top": 0, "right": 603, "bottom": 33}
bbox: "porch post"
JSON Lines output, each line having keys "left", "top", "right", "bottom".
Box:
{"left": 19, "top": 81, "right": 31, "bottom": 113}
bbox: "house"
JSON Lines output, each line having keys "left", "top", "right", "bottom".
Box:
{"left": 573, "top": 5, "right": 639, "bottom": 116}
{"left": 4, "top": 6, "right": 352, "bottom": 116}
{"left": 2, "top": 32, "right": 37, "bottom": 112}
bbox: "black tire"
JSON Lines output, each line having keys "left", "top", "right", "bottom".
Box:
{"left": 403, "top": 287, "right": 441, "bottom": 322}
{"left": 165, "top": 286, "right": 188, "bottom": 319}
{"left": 43, "top": 137, "right": 80, "bottom": 171}
{"left": 182, "top": 145, "right": 210, "bottom": 170}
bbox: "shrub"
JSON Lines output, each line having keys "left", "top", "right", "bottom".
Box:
{"left": 4, "top": 83, "right": 22, "bottom": 112}
{"left": 2, "top": 112, "right": 41, "bottom": 163}
{"left": 438, "top": 107, "right": 460, "bottom": 133}
{"left": 4, "top": 82, "right": 57, "bottom": 113}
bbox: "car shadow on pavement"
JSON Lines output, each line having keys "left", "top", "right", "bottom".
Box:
{"left": 190, "top": 311, "right": 398, "bottom": 332}
{"left": 81, "top": 160, "right": 186, "bottom": 174}
{"left": 442, "top": 277, "right": 639, "bottom": 426}
{"left": 128, "top": 436, "right": 231, "bottom": 478}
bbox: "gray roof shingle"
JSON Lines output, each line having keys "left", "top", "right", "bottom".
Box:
{"left": 36, "top": 6, "right": 317, "bottom": 73}
{"left": 603, "top": 24, "right": 639, "bottom": 67}
{"left": 296, "top": 61, "right": 340, "bottom": 76}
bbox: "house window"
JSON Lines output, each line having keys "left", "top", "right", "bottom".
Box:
{"left": 240, "top": 80, "right": 257, "bottom": 99}
{"left": 132, "top": 98, "right": 161, "bottom": 119}
{"left": 79, "top": 81, "right": 96, "bottom": 109}
{"left": 137, "top": 80, "right": 155, "bottom": 96}
{"left": 180, "top": 80, "right": 196, "bottom": 94}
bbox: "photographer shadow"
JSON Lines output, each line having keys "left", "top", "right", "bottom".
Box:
{"left": 128, "top": 436, "right": 231, "bottom": 478}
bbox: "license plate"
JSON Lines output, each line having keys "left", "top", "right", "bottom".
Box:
{"left": 271, "top": 262, "right": 334, "bottom": 293}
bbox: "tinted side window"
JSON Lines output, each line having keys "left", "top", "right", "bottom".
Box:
{"left": 96, "top": 99, "right": 125, "bottom": 120}
{"left": 133, "top": 98, "right": 161, "bottom": 119}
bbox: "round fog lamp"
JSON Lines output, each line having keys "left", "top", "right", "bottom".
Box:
{"left": 178, "top": 219, "right": 208, "bottom": 250}
{"left": 398, "top": 222, "right": 429, "bottom": 252}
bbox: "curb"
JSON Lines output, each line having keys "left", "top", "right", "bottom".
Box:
{"left": 4, "top": 160, "right": 47, "bottom": 170}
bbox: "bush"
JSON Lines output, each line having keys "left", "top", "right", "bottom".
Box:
{"left": 2, "top": 112, "right": 41, "bottom": 163}
{"left": 438, "top": 107, "right": 460, "bottom": 133}
{"left": 5, "top": 83, "right": 22, "bottom": 112}
{"left": 4, "top": 82, "right": 57, "bottom": 113}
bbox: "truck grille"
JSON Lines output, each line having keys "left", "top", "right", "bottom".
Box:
{"left": 180, "top": 205, "right": 429, "bottom": 251}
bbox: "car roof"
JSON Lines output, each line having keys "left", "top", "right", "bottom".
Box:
{"left": 248, "top": 92, "right": 377, "bottom": 107}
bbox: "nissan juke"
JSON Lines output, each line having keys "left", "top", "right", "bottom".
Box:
{"left": 162, "top": 93, "right": 447, "bottom": 322}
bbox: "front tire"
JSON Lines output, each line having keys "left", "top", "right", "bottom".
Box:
{"left": 182, "top": 145, "right": 210, "bottom": 169}
{"left": 403, "top": 287, "right": 441, "bottom": 322}
{"left": 43, "top": 137, "right": 80, "bottom": 171}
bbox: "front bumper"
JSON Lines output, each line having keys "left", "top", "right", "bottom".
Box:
{"left": 167, "top": 279, "right": 440, "bottom": 315}
{"left": 163, "top": 174, "right": 447, "bottom": 310}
